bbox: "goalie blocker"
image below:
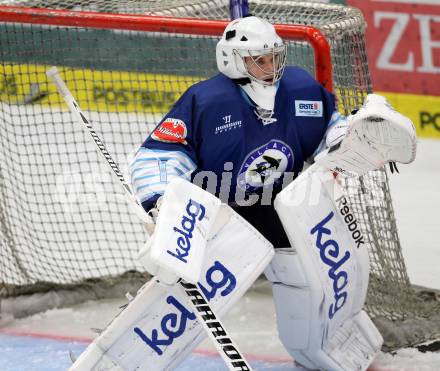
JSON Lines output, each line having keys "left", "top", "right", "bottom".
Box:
{"left": 266, "top": 163, "right": 383, "bottom": 370}
{"left": 69, "top": 180, "right": 274, "bottom": 371}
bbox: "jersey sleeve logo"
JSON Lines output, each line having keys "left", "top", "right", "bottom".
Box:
{"left": 151, "top": 118, "right": 188, "bottom": 144}
{"left": 295, "top": 100, "right": 323, "bottom": 117}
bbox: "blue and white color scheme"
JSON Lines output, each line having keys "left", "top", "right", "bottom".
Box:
{"left": 271, "top": 164, "right": 381, "bottom": 371}
{"left": 68, "top": 204, "right": 274, "bottom": 371}
{"left": 295, "top": 100, "right": 323, "bottom": 117}
{"left": 130, "top": 148, "right": 196, "bottom": 207}
{"left": 129, "top": 67, "right": 343, "bottom": 247}
{"left": 132, "top": 68, "right": 338, "bottom": 203}
{"left": 146, "top": 179, "right": 222, "bottom": 284}
{"left": 237, "top": 139, "right": 294, "bottom": 192}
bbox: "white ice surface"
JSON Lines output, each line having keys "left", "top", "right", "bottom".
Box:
{"left": 388, "top": 138, "right": 440, "bottom": 290}
{"left": 2, "top": 283, "right": 440, "bottom": 370}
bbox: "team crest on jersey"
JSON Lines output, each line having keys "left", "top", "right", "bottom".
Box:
{"left": 151, "top": 118, "right": 188, "bottom": 144}
{"left": 238, "top": 140, "right": 294, "bottom": 192}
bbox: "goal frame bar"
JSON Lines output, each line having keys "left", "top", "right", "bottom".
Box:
{"left": 0, "top": 5, "right": 333, "bottom": 91}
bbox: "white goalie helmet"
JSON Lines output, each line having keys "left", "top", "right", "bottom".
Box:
{"left": 216, "top": 16, "right": 287, "bottom": 123}
{"left": 216, "top": 16, "right": 287, "bottom": 86}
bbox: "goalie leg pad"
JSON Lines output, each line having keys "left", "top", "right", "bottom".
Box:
{"left": 70, "top": 205, "right": 274, "bottom": 371}
{"left": 141, "top": 178, "right": 223, "bottom": 285}
{"left": 271, "top": 278, "right": 382, "bottom": 370}
{"left": 267, "top": 164, "right": 383, "bottom": 370}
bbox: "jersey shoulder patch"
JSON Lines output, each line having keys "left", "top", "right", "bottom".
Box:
{"left": 151, "top": 118, "right": 188, "bottom": 144}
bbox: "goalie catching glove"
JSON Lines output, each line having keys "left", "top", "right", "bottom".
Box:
{"left": 315, "top": 94, "right": 417, "bottom": 175}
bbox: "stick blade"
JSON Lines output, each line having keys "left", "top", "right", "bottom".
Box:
{"left": 69, "top": 350, "right": 78, "bottom": 364}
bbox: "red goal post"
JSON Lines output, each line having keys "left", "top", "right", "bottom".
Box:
{"left": 0, "top": 5, "right": 333, "bottom": 91}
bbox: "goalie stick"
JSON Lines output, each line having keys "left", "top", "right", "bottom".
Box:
{"left": 46, "top": 66, "right": 253, "bottom": 371}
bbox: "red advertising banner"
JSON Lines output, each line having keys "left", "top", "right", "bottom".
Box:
{"left": 347, "top": 0, "right": 440, "bottom": 95}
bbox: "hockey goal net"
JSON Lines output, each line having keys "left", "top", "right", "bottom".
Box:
{"left": 0, "top": 0, "right": 439, "bottom": 350}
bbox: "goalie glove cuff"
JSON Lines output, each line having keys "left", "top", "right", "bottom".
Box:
{"left": 325, "top": 113, "right": 350, "bottom": 148}
{"left": 141, "top": 193, "right": 162, "bottom": 214}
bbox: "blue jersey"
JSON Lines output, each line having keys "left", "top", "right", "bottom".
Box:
{"left": 130, "top": 67, "right": 338, "bottom": 247}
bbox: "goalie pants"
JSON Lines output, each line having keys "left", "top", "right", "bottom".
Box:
{"left": 232, "top": 203, "right": 290, "bottom": 248}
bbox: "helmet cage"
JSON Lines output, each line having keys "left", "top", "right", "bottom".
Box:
{"left": 234, "top": 44, "right": 287, "bottom": 86}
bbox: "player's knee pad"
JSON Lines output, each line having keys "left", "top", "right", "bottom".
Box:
{"left": 267, "top": 164, "right": 383, "bottom": 370}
